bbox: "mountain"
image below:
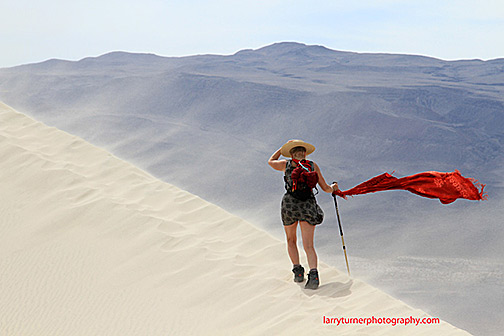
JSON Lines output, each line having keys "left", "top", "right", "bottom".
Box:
{"left": 1, "top": 42, "right": 503, "bottom": 336}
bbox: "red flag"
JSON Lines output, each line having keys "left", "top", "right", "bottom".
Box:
{"left": 334, "top": 170, "right": 487, "bottom": 204}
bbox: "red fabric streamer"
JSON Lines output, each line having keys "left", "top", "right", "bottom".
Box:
{"left": 333, "top": 170, "right": 487, "bottom": 204}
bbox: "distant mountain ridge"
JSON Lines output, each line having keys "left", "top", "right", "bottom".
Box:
{"left": 1, "top": 42, "right": 502, "bottom": 199}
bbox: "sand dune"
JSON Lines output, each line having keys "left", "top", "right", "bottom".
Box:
{"left": 0, "top": 101, "right": 470, "bottom": 335}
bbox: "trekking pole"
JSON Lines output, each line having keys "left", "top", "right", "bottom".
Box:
{"left": 332, "top": 183, "right": 351, "bottom": 276}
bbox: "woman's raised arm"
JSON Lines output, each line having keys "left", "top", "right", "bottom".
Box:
{"left": 268, "top": 147, "right": 287, "bottom": 171}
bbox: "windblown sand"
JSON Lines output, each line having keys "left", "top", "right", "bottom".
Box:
{"left": 0, "top": 102, "right": 470, "bottom": 335}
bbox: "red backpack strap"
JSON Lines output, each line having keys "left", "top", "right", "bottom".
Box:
{"left": 307, "top": 160, "right": 314, "bottom": 171}
{"left": 296, "top": 159, "right": 310, "bottom": 172}
{"left": 298, "top": 160, "right": 314, "bottom": 172}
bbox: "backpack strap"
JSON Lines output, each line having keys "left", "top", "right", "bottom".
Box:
{"left": 284, "top": 160, "right": 293, "bottom": 191}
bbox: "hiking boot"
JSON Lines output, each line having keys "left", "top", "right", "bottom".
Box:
{"left": 292, "top": 265, "right": 305, "bottom": 282}
{"left": 305, "top": 269, "right": 319, "bottom": 289}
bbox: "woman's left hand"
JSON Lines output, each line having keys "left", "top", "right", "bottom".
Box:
{"left": 330, "top": 182, "right": 339, "bottom": 192}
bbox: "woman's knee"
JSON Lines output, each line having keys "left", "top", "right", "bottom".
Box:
{"left": 287, "top": 238, "right": 297, "bottom": 248}
{"left": 302, "top": 240, "right": 314, "bottom": 250}
{"left": 286, "top": 233, "right": 297, "bottom": 245}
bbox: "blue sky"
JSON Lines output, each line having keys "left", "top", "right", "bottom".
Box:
{"left": 1, "top": 0, "right": 503, "bottom": 67}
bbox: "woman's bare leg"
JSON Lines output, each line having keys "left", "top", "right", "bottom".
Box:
{"left": 300, "top": 221, "right": 317, "bottom": 270}
{"left": 284, "top": 221, "right": 300, "bottom": 265}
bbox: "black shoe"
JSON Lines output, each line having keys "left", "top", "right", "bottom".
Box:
{"left": 292, "top": 265, "right": 305, "bottom": 282}
{"left": 305, "top": 269, "right": 319, "bottom": 289}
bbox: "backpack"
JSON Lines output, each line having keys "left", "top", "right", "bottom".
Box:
{"left": 285, "top": 159, "right": 319, "bottom": 201}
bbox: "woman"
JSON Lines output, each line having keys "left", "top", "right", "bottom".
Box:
{"left": 268, "top": 140, "right": 338, "bottom": 289}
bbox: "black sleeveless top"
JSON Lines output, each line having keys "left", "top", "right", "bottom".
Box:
{"left": 280, "top": 160, "right": 324, "bottom": 226}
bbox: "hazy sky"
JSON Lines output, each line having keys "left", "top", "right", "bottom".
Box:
{"left": 2, "top": 0, "right": 503, "bottom": 67}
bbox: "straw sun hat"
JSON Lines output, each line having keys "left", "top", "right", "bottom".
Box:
{"left": 280, "top": 140, "right": 316, "bottom": 158}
